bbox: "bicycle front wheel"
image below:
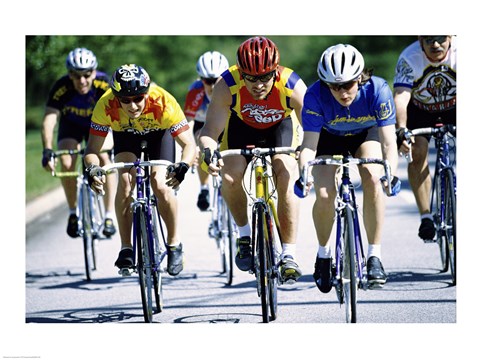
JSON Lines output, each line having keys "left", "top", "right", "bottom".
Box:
{"left": 220, "top": 198, "right": 235, "bottom": 286}
{"left": 432, "top": 171, "right": 448, "bottom": 272}
{"left": 151, "top": 202, "right": 165, "bottom": 312}
{"left": 265, "top": 209, "right": 278, "bottom": 321}
{"left": 445, "top": 169, "right": 456, "bottom": 285}
{"left": 253, "top": 204, "right": 270, "bottom": 323}
{"left": 80, "top": 183, "right": 96, "bottom": 281}
{"left": 342, "top": 206, "right": 357, "bottom": 323}
{"left": 135, "top": 206, "right": 154, "bottom": 323}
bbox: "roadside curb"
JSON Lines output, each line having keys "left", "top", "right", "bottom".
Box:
{"left": 26, "top": 187, "right": 65, "bottom": 224}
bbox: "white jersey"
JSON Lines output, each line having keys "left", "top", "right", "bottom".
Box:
{"left": 393, "top": 36, "right": 456, "bottom": 113}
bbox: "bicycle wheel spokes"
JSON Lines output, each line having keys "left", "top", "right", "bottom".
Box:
{"left": 343, "top": 207, "right": 357, "bottom": 323}
{"left": 445, "top": 169, "right": 456, "bottom": 285}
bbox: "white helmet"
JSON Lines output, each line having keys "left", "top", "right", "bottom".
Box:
{"left": 66, "top": 47, "right": 98, "bottom": 71}
{"left": 317, "top": 44, "right": 364, "bottom": 83}
{"left": 196, "top": 51, "right": 229, "bottom": 79}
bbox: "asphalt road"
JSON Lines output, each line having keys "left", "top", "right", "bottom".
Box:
{"left": 14, "top": 147, "right": 476, "bottom": 359}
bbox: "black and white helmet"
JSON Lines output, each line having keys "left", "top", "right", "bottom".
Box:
{"left": 317, "top": 44, "right": 364, "bottom": 83}
{"left": 66, "top": 47, "right": 98, "bottom": 71}
{"left": 196, "top": 51, "right": 229, "bottom": 79}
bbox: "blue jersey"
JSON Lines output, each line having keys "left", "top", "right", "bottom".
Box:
{"left": 302, "top": 76, "right": 396, "bottom": 136}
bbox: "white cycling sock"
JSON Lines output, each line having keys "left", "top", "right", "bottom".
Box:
{"left": 105, "top": 211, "right": 113, "bottom": 219}
{"left": 281, "top": 243, "right": 296, "bottom": 259}
{"left": 420, "top": 213, "right": 434, "bottom": 221}
{"left": 200, "top": 184, "right": 208, "bottom": 191}
{"left": 367, "top": 244, "right": 381, "bottom": 260}
{"left": 238, "top": 224, "right": 251, "bottom": 238}
{"left": 69, "top": 208, "right": 77, "bottom": 215}
{"left": 317, "top": 245, "right": 332, "bottom": 258}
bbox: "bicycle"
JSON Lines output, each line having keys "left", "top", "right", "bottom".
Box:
{"left": 208, "top": 166, "right": 238, "bottom": 286}
{"left": 50, "top": 148, "right": 112, "bottom": 281}
{"left": 404, "top": 123, "right": 456, "bottom": 285}
{"left": 102, "top": 141, "right": 171, "bottom": 323}
{"left": 301, "top": 154, "right": 394, "bottom": 323}
{"left": 219, "top": 146, "right": 297, "bottom": 323}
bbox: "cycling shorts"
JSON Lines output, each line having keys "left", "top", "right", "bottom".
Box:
{"left": 316, "top": 126, "right": 379, "bottom": 157}
{"left": 220, "top": 113, "right": 299, "bottom": 162}
{"left": 407, "top": 102, "right": 456, "bottom": 141}
{"left": 112, "top": 130, "right": 175, "bottom": 162}
{"left": 58, "top": 119, "right": 90, "bottom": 144}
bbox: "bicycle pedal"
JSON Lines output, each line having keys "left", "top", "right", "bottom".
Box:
{"left": 118, "top": 268, "right": 134, "bottom": 277}
{"left": 422, "top": 238, "right": 437, "bottom": 244}
{"left": 368, "top": 281, "right": 385, "bottom": 290}
{"left": 281, "top": 277, "right": 297, "bottom": 285}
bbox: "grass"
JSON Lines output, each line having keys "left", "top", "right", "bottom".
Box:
{"left": 25, "top": 129, "right": 60, "bottom": 203}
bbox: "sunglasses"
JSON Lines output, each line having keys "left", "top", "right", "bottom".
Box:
{"left": 202, "top": 77, "right": 218, "bottom": 85}
{"left": 326, "top": 79, "right": 358, "bottom": 92}
{"left": 70, "top": 71, "right": 93, "bottom": 80}
{"left": 421, "top": 36, "right": 448, "bottom": 45}
{"left": 242, "top": 71, "right": 275, "bottom": 83}
{"left": 118, "top": 95, "right": 145, "bottom": 104}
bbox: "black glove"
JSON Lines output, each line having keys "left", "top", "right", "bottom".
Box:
{"left": 42, "top": 148, "right": 54, "bottom": 167}
{"left": 395, "top": 127, "right": 407, "bottom": 149}
{"left": 167, "top": 162, "right": 190, "bottom": 184}
{"left": 85, "top": 164, "right": 106, "bottom": 187}
{"left": 201, "top": 148, "right": 221, "bottom": 172}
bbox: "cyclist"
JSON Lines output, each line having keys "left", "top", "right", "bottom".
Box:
{"left": 295, "top": 44, "right": 401, "bottom": 292}
{"left": 83, "top": 64, "right": 196, "bottom": 276}
{"left": 184, "top": 51, "right": 229, "bottom": 211}
{"left": 41, "top": 47, "right": 117, "bottom": 239}
{"left": 199, "top": 36, "right": 307, "bottom": 283}
{"left": 394, "top": 36, "right": 456, "bottom": 241}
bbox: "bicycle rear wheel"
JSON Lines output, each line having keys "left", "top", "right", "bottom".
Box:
{"left": 253, "top": 204, "right": 270, "bottom": 323}
{"left": 342, "top": 206, "right": 357, "bottom": 323}
{"left": 80, "top": 183, "right": 96, "bottom": 281}
{"left": 445, "top": 169, "right": 456, "bottom": 285}
{"left": 135, "top": 206, "right": 154, "bottom": 323}
{"left": 432, "top": 171, "right": 448, "bottom": 272}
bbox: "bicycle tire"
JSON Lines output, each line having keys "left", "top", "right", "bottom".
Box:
{"left": 135, "top": 207, "right": 153, "bottom": 323}
{"left": 253, "top": 204, "right": 269, "bottom": 323}
{"left": 445, "top": 169, "right": 456, "bottom": 285}
{"left": 342, "top": 206, "right": 357, "bottom": 323}
{"left": 80, "top": 183, "right": 96, "bottom": 281}
{"left": 222, "top": 199, "right": 235, "bottom": 285}
{"left": 151, "top": 202, "right": 165, "bottom": 312}
{"left": 432, "top": 171, "right": 448, "bottom": 272}
{"left": 265, "top": 209, "right": 278, "bottom": 321}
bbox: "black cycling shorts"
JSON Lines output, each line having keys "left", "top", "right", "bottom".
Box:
{"left": 316, "top": 126, "right": 379, "bottom": 157}
{"left": 112, "top": 130, "right": 175, "bottom": 162}
{"left": 57, "top": 119, "right": 90, "bottom": 144}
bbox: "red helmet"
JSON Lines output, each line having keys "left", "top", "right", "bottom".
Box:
{"left": 236, "top": 36, "right": 280, "bottom": 76}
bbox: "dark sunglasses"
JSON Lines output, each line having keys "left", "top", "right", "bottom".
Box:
{"left": 202, "top": 77, "right": 218, "bottom": 85}
{"left": 118, "top": 95, "right": 145, "bottom": 104}
{"left": 70, "top": 71, "right": 93, "bottom": 80}
{"left": 326, "top": 79, "right": 358, "bottom": 92}
{"left": 242, "top": 71, "right": 275, "bottom": 83}
{"left": 421, "top": 36, "right": 448, "bottom": 45}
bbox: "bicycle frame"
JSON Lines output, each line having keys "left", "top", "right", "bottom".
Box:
{"left": 52, "top": 149, "right": 108, "bottom": 281}
{"left": 103, "top": 146, "right": 171, "bottom": 322}
{"left": 303, "top": 155, "right": 393, "bottom": 323}
{"left": 409, "top": 124, "right": 456, "bottom": 284}
{"left": 219, "top": 146, "right": 296, "bottom": 323}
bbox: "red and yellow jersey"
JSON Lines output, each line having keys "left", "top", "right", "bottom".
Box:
{"left": 222, "top": 65, "right": 301, "bottom": 130}
{"left": 90, "top": 83, "right": 189, "bottom": 137}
